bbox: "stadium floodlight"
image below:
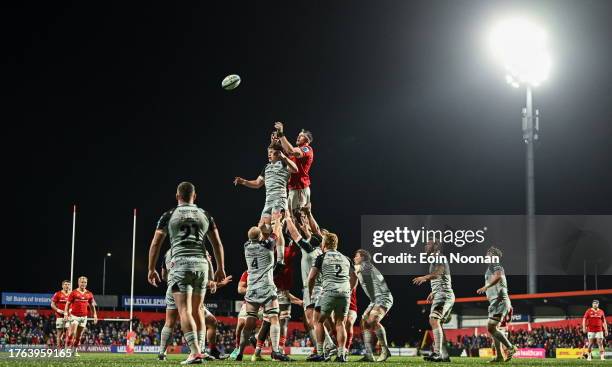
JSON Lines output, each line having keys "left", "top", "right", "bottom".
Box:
{"left": 489, "top": 17, "right": 551, "bottom": 294}
{"left": 107, "top": 252, "right": 112, "bottom": 257}
{"left": 490, "top": 18, "right": 551, "bottom": 87}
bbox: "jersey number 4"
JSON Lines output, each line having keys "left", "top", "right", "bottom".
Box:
{"left": 251, "top": 258, "right": 259, "bottom": 269}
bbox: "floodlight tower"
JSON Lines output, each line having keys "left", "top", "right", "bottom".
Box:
{"left": 490, "top": 18, "right": 551, "bottom": 293}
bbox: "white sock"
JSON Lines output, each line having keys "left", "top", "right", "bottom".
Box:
{"left": 338, "top": 345, "right": 345, "bottom": 357}
{"left": 159, "top": 326, "right": 172, "bottom": 355}
{"left": 375, "top": 326, "right": 388, "bottom": 348}
{"left": 183, "top": 331, "right": 199, "bottom": 355}
{"left": 198, "top": 331, "right": 206, "bottom": 353}
{"left": 491, "top": 329, "right": 512, "bottom": 349}
{"left": 363, "top": 329, "right": 374, "bottom": 357}
{"left": 270, "top": 323, "right": 280, "bottom": 353}
{"left": 324, "top": 329, "right": 335, "bottom": 349}
{"left": 432, "top": 326, "right": 443, "bottom": 355}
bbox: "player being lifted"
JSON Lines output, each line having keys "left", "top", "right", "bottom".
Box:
{"left": 64, "top": 276, "right": 97, "bottom": 353}
{"left": 147, "top": 182, "right": 226, "bottom": 365}
{"left": 50, "top": 280, "right": 71, "bottom": 348}
{"left": 308, "top": 232, "right": 357, "bottom": 362}
{"left": 476, "top": 246, "right": 517, "bottom": 363}
{"left": 234, "top": 142, "right": 298, "bottom": 267}
{"left": 234, "top": 218, "right": 292, "bottom": 361}
{"left": 354, "top": 249, "right": 394, "bottom": 362}
{"left": 413, "top": 240, "right": 454, "bottom": 363}
{"left": 273, "top": 122, "right": 314, "bottom": 211}
{"left": 582, "top": 299, "right": 608, "bottom": 361}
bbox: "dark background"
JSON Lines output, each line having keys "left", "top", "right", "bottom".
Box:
{"left": 3, "top": 0, "right": 611, "bottom": 344}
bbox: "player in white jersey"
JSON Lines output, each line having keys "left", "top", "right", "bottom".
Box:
{"left": 284, "top": 210, "right": 337, "bottom": 359}
{"left": 233, "top": 219, "right": 292, "bottom": 362}
{"left": 158, "top": 250, "right": 232, "bottom": 361}
{"left": 413, "top": 240, "right": 454, "bottom": 363}
{"left": 308, "top": 232, "right": 357, "bottom": 362}
{"left": 147, "top": 182, "right": 226, "bottom": 365}
{"left": 476, "top": 246, "right": 517, "bottom": 362}
{"left": 353, "top": 249, "right": 393, "bottom": 362}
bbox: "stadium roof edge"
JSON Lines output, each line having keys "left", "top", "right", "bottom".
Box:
{"left": 416, "top": 289, "right": 612, "bottom": 305}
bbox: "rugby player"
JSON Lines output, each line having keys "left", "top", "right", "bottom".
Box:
{"left": 234, "top": 218, "right": 292, "bottom": 361}
{"left": 234, "top": 142, "right": 298, "bottom": 265}
{"left": 476, "top": 246, "right": 517, "bottom": 362}
{"left": 307, "top": 232, "right": 357, "bottom": 362}
{"left": 273, "top": 122, "right": 314, "bottom": 211}
{"left": 413, "top": 240, "right": 454, "bottom": 363}
{"left": 64, "top": 276, "right": 97, "bottom": 353}
{"left": 50, "top": 280, "right": 71, "bottom": 348}
{"left": 284, "top": 211, "right": 337, "bottom": 359}
{"left": 147, "top": 182, "right": 226, "bottom": 365}
{"left": 582, "top": 299, "right": 608, "bottom": 361}
{"left": 354, "top": 249, "right": 393, "bottom": 362}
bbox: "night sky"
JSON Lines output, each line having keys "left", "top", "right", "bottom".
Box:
{"left": 4, "top": 0, "right": 612, "bottom": 343}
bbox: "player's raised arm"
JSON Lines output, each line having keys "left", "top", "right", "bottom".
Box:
{"left": 206, "top": 219, "right": 226, "bottom": 282}
{"left": 274, "top": 122, "right": 303, "bottom": 158}
{"left": 302, "top": 204, "right": 322, "bottom": 237}
{"left": 279, "top": 151, "right": 298, "bottom": 174}
{"left": 234, "top": 175, "right": 264, "bottom": 189}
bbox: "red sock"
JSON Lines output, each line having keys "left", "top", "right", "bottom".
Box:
{"left": 256, "top": 339, "right": 264, "bottom": 348}
{"left": 209, "top": 343, "right": 216, "bottom": 349}
{"left": 279, "top": 336, "right": 286, "bottom": 347}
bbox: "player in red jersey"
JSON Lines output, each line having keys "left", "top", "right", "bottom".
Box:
{"left": 64, "top": 276, "right": 97, "bottom": 350}
{"left": 345, "top": 288, "right": 358, "bottom": 352}
{"left": 273, "top": 122, "right": 314, "bottom": 212}
{"left": 230, "top": 271, "right": 250, "bottom": 360}
{"left": 50, "top": 280, "right": 72, "bottom": 347}
{"left": 583, "top": 299, "right": 608, "bottom": 361}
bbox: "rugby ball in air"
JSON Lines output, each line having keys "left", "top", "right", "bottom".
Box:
{"left": 221, "top": 74, "right": 241, "bottom": 90}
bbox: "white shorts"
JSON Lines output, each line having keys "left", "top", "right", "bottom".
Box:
{"left": 288, "top": 187, "right": 311, "bottom": 210}
{"left": 347, "top": 310, "right": 358, "bottom": 322}
{"left": 70, "top": 315, "right": 88, "bottom": 328}
{"left": 55, "top": 317, "right": 68, "bottom": 329}
{"left": 588, "top": 331, "right": 604, "bottom": 340}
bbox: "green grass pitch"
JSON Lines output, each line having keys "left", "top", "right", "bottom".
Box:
{"left": 0, "top": 353, "right": 607, "bottom": 367}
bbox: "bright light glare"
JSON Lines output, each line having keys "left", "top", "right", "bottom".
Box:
{"left": 490, "top": 18, "right": 551, "bottom": 87}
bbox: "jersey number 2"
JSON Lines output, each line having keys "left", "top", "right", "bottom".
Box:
{"left": 335, "top": 264, "right": 343, "bottom": 277}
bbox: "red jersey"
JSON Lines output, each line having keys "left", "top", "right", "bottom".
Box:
{"left": 583, "top": 308, "right": 606, "bottom": 332}
{"left": 274, "top": 242, "right": 300, "bottom": 290}
{"left": 67, "top": 289, "right": 95, "bottom": 317}
{"left": 51, "top": 291, "right": 70, "bottom": 318}
{"left": 288, "top": 145, "right": 314, "bottom": 190}
{"left": 349, "top": 288, "right": 357, "bottom": 312}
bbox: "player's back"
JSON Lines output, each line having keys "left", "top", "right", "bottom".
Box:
{"left": 316, "top": 250, "right": 352, "bottom": 295}
{"left": 430, "top": 261, "right": 453, "bottom": 295}
{"left": 297, "top": 234, "right": 323, "bottom": 287}
{"left": 357, "top": 261, "right": 391, "bottom": 300}
{"left": 244, "top": 238, "right": 275, "bottom": 291}
{"left": 160, "top": 203, "right": 213, "bottom": 259}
